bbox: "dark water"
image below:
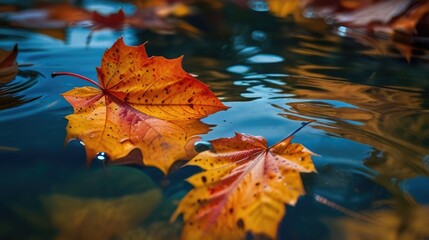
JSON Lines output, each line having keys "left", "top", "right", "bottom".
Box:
{"left": 1, "top": 1, "right": 429, "bottom": 240}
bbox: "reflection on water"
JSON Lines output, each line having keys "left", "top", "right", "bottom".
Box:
{"left": 0, "top": 1, "right": 429, "bottom": 239}
{"left": 0, "top": 69, "right": 41, "bottom": 110}
{"left": 279, "top": 76, "right": 429, "bottom": 179}
{"left": 332, "top": 190, "right": 429, "bottom": 240}
{"left": 1, "top": 167, "right": 164, "bottom": 240}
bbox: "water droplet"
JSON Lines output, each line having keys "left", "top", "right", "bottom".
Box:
{"left": 95, "top": 152, "right": 109, "bottom": 161}
{"left": 194, "top": 141, "right": 212, "bottom": 152}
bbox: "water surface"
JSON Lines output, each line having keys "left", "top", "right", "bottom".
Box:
{"left": 1, "top": 2, "right": 429, "bottom": 239}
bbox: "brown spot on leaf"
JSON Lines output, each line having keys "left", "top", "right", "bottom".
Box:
{"left": 237, "top": 219, "right": 244, "bottom": 229}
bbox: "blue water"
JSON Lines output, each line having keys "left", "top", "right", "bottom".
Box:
{"left": 1, "top": 1, "right": 429, "bottom": 239}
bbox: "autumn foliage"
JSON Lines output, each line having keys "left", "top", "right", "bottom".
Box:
{"left": 2, "top": 0, "right": 427, "bottom": 239}
{"left": 52, "top": 36, "right": 317, "bottom": 239}
{"left": 0, "top": 1, "right": 198, "bottom": 39}
{"left": 269, "top": 0, "right": 429, "bottom": 39}
{"left": 171, "top": 129, "right": 316, "bottom": 239}
{"left": 54, "top": 37, "right": 227, "bottom": 174}
{"left": 0, "top": 44, "right": 18, "bottom": 84}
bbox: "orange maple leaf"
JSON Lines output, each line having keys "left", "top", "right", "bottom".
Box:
{"left": 91, "top": 9, "right": 126, "bottom": 30}
{"left": 53, "top": 37, "right": 227, "bottom": 174}
{"left": 171, "top": 123, "right": 317, "bottom": 239}
{"left": 392, "top": 0, "right": 429, "bottom": 35}
{"left": 334, "top": 0, "right": 413, "bottom": 26}
{"left": 0, "top": 44, "right": 18, "bottom": 84}
{"left": 4, "top": 3, "right": 90, "bottom": 29}
{"left": 267, "top": 0, "right": 300, "bottom": 18}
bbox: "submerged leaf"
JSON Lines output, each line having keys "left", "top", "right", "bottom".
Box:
{"left": 57, "top": 37, "right": 227, "bottom": 173}
{"left": 334, "top": 204, "right": 429, "bottom": 240}
{"left": 43, "top": 190, "right": 161, "bottom": 240}
{"left": 42, "top": 167, "right": 163, "bottom": 240}
{"left": 171, "top": 127, "right": 316, "bottom": 239}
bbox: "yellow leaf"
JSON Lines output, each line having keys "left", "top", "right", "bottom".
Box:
{"left": 55, "top": 37, "right": 227, "bottom": 173}
{"left": 171, "top": 127, "right": 316, "bottom": 239}
{"left": 267, "top": 0, "right": 300, "bottom": 18}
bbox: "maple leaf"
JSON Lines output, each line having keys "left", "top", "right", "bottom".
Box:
{"left": 90, "top": 9, "right": 126, "bottom": 30}
{"left": 267, "top": 0, "right": 300, "bottom": 18}
{"left": 125, "top": 0, "right": 198, "bottom": 35}
{"left": 392, "top": 0, "right": 429, "bottom": 35}
{"left": 171, "top": 123, "right": 317, "bottom": 239}
{"left": 2, "top": 3, "right": 90, "bottom": 29}
{"left": 53, "top": 37, "right": 227, "bottom": 173}
{"left": 0, "top": 44, "right": 18, "bottom": 84}
{"left": 42, "top": 190, "right": 162, "bottom": 240}
{"left": 334, "top": 0, "right": 413, "bottom": 26}
{"left": 41, "top": 166, "right": 162, "bottom": 240}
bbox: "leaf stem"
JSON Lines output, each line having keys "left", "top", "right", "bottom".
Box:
{"left": 51, "top": 71, "right": 103, "bottom": 89}
{"left": 284, "top": 120, "right": 316, "bottom": 140}
{"left": 270, "top": 120, "right": 316, "bottom": 149}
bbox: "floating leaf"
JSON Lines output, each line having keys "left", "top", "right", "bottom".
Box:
{"left": 171, "top": 124, "right": 316, "bottom": 239}
{"left": 3, "top": 3, "right": 89, "bottom": 29}
{"left": 333, "top": 0, "right": 413, "bottom": 26}
{"left": 54, "top": 37, "right": 227, "bottom": 173}
{"left": 0, "top": 44, "right": 18, "bottom": 84}
{"left": 91, "top": 9, "right": 126, "bottom": 30}
{"left": 267, "top": 0, "right": 300, "bottom": 18}
{"left": 392, "top": 0, "right": 429, "bottom": 35}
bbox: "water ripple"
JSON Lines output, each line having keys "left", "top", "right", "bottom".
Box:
{"left": 0, "top": 70, "right": 41, "bottom": 110}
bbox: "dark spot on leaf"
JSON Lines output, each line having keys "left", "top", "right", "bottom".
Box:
{"left": 237, "top": 219, "right": 244, "bottom": 229}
